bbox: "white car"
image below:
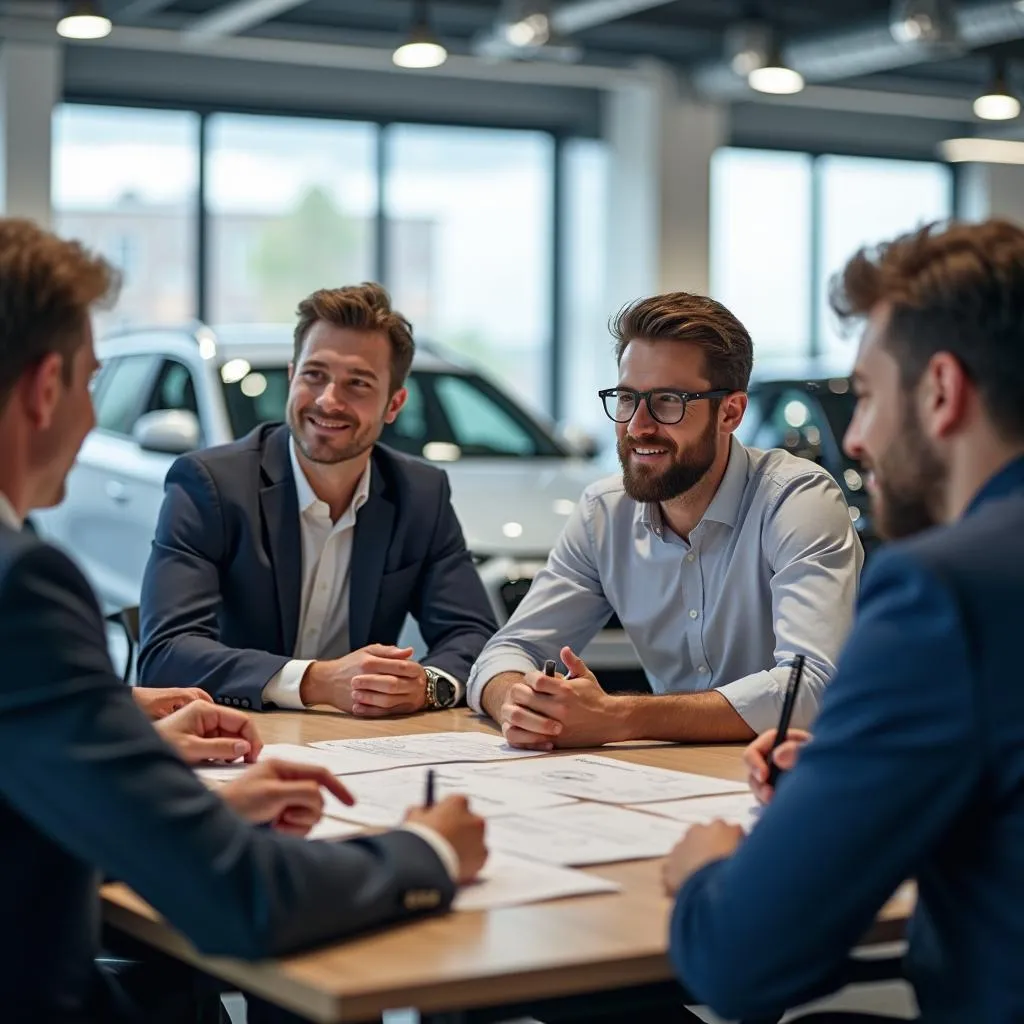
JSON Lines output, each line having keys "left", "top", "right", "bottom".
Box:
{"left": 33, "top": 324, "right": 641, "bottom": 679}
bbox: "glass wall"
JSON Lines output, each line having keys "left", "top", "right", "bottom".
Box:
{"left": 711, "top": 148, "right": 813, "bottom": 359}
{"left": 205, "top": 113, "right": 378, "bottom": 324}
{"left": 52, "top": 104, "right": 199, "bottom": 334}
{"left": 383, "top": 124, "right": 554, "bottom": 409}
{"left": 711, "top": 148, "right": 954, "bottom": 368}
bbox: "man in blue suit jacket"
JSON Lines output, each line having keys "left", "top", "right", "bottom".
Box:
{"left": 664, "top": 219, "right": 1024, "bottom": 1024}
{"left": 138, "top": 283, "right": 496, "bottom": 716}
{"left": 0, "top": 220, "right": 487, "bottom": 1023}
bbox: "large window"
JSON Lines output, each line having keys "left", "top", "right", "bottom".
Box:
{"left": 52, "top": 105, "right": 199, "bottom": 334}
{"left": 711, "top": 148, "right": 953, "bottom": 366}
{"left": 383, "top": 124, "right": 554, "bottom": 410}
{"left": 711, "top": 149, "right": 813, "bottom": 358}
{"left": 205, "top": 113, "right": 377, "bottom": 323}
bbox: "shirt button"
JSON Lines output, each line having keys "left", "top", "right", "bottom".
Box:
{"left": 689, "top": 609, "right": 699, "bottom": 620}
{"left": 698, "top": 665, "right": 708, "bottom": 674}
{"left": 686, "top": 553, "right": 695, "bottom": 563}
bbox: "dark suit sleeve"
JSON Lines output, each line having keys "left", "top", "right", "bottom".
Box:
{"left": 0, "top": 539, "right": 454, "bottom": 959}
{"left": 138, "top": 456, "right": 290, "bottom": 705}
{"left": 669, "top": 547, "right": 979, "bottom": 1021}
{"left": 411, "top": 472, "right": 498, "bottom": 691}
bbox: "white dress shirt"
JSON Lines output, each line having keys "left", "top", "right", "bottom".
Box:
{"left": 0, "top": 492, "right": 20, "bottom": 530}
{"left": 468, "top": 438, "right": 863, "bottom": 733}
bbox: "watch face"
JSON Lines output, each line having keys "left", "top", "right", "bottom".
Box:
{"left": 434, "top": 674, "right": 457, "bottom": 707}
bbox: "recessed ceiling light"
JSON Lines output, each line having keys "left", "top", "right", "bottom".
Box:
{"left": 56, "top": 1, "right": 112, "bottom": 40}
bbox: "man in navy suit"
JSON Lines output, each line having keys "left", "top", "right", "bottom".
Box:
{"left": 138, "top": 283, "right": 496, "bottom": 716}
{"left": 663, "top": 219, "right": 1024, "bottom": 1023}
{"left": 0, "top": 219, "right": 487, "bottom": 1023}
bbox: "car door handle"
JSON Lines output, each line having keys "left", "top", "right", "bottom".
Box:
{"left": 105, "top": 480, "right": 130, "bottom": 504}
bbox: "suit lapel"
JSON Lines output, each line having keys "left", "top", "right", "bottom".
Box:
{"left": 349, "top": 459, "right": 395, "bottom": 651}
{"left": 259, "top": 426, "right": 302, "bottom": 655}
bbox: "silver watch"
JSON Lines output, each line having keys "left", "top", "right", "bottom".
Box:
{"left": 424, "top": 668, "right": 458, "bottom": 709}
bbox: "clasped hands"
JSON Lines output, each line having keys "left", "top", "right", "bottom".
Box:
{"left": 301, "top": 644, "right": 430, "bottom": 716}
{"left": 499, "top": 646, "right": 625, "bottom": 750}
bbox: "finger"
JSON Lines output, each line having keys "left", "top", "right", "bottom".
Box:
{"left": 743, "top": 744, "right": 770, "bottom": 784}
{"left": 510, "top": 682, "right": 567, "bottom": 720}
{"left": 270, "top": 762, "right": 356, "bottom": 806}
{"left": 505, "top": 704, "right": 562, "bottom": 737}
{"left": 280, "top": 806, "right": 320, "bottom": 828}
{"left": 189, "top": 688, "right": 215, "bottom": 704}
{"left": 190, "top": 737, "right": 252, "bottom": 761}
{"left": 364, "top": 644, "right": 414, "bottom": 660}
{"left": 524, "top": 674, "right": 571, "bottom": 700}
{"left": 352, "top": 674, "right": 420, "bottom": 696}
{"left": 772, "top": 741, "right": 803, "bottom": 772}
{"left": 351, "top": 687, "right": 408, "bottom": 709}
{"left": 361, "top": 657, "right": 422, "bottom": 679}
{"left": 501, "top": 721, "right": 554, "bottom": 751}
{"left": 560, "top": 646, "right": 590, "bottom": 679}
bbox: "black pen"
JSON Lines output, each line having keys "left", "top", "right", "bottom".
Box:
{"left": 425, "top": 768, "right": 435, "bottom": 808}
{"left": 543, "top": 659, "right": 557, "bottom": 677}
{"left": 766, "top": 655, "right": 805, "bottom": 787}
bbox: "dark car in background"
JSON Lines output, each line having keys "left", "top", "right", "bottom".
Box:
{"left": 736, "top": 362, "right": 878, "bottom": 556}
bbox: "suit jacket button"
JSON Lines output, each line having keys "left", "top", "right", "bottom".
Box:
{"left": 242, "top": 699, "right": 251, "bottom": 708}
{"left": 403, "top": 889, "right": 441, "bottom": 911}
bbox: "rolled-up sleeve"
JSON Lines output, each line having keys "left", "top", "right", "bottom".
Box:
{"left": 467, "top": 493, "right": 616, "bottom": 713}
{"left": 716, "top": 472, "right": 863, "bottom": 734}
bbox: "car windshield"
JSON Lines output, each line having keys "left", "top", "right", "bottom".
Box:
{"left": 221, "top": 365, "right": 565, "bottom": 459}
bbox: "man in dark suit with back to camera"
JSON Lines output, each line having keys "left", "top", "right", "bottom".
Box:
{"left": 0, "top": 218, "right": 487, "bottom": 1024}
{"left": 138, "top": 282, "right": 496, "bottom": 717}
{"left": 664, "top": 219, "right": 1024, "bottom": 1024}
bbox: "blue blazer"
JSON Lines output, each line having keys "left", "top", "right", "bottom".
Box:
{"left": 138, "top": 424, "right": 497, "bottom": 708}
{"left": 0, "top": 522, "right": 453, "bottom": 1023}
{"left": 670, "top": 456, "right": 1024, "bottom": 1024}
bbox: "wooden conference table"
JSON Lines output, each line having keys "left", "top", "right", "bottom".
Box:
{"left": 101, "top": 708, "right": 913, "bottom": 1022}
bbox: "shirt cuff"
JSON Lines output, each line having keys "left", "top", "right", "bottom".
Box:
{"left": 717, "top": 665, "right": 822, "bottom": 735}
{"left": 400, "top": 822, "right": 459, "bottom": 882}
{"left": 466, "top": 646, "right": 540, "bottom": 713}
{"left": 261, "top": 659, "right": 314, "bottom": 710}
{"left": 424, "top": 665, "right": 464, "bottom": 706}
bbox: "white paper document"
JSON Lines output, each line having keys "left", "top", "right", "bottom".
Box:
{"left": 322, "top": 764, "right": 576, "bottom": 827}
{"left": 311, "top": 732, "right": 547, "bottom": 773}
{"left": 453, "top": 851, "right": 621, "bottom": 912}
{"left": 474, "top": 754, "right": 747, "bottom": 805}
{"left": 633, "top": 792, "right": 761, "bottom": 832}
{"left": 193, "top": 742, "right": 389, "bottom": 782}
{"left": 485, "top": 802, "right": 686, "bottom": 866}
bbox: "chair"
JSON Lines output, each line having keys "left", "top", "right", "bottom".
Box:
{"left": 105, "top": 605, "right": 140, "bottom": 683}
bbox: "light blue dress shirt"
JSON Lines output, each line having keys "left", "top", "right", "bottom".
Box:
{"left": 467, "top": 438, "right": 863, "bottom": 733}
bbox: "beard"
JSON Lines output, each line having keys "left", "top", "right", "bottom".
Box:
{"left": 870, "top": 406, "right": 946, "bottom": 540}
{"left": 618, "top": 414, "right": 719, "bottom": 503}
{"left": 288, "top": 405, "right": 379, "bottom": 465}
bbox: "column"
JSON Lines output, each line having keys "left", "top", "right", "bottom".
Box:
{"left": 0, "top": 40, "right": 62, "bottom": 227}
{"left": 960, "top": 161, "right": 1024, "bottom": 227}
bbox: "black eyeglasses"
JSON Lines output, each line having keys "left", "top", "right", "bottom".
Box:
{"left": 597, "top": 387, "right": 733, "bottom": 425}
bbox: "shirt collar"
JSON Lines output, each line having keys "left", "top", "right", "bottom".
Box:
{"left": 288, "top": 438, "right": 372, "bottom": 521}
{"left": 0, "top": 492, "right": 21, "bottom": 530}
{"left": 965, "top": 453, "right": 1024, "bottom": 517}
{"left": 638, "top": 436, "right": 748, "bottom": 538}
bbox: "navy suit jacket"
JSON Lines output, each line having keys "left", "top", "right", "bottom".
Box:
{"left": 138, "top": 424, "right": 496, "bottom": 708}
{"left": 671, "top": 455, "right": 1024, "bottom": 1023}
{"left": 0, "top": 522, "right": 453, "bottom": 1023}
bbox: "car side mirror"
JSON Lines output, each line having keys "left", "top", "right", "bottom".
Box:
{"left": 133, "top": 410, "right": 201, "bottom": 455}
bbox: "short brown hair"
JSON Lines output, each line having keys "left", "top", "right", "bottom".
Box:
{"left": 611, "top": 292, "right": 753, "bottom": 392}
{"left": 0, "top": 218, "right": 119, "bottom": 409}
{"left": 293, "top": 282, "right": 414, "bottom": 392}
{"left": 831, "top": 219, "right": 1024, "bottom": 442}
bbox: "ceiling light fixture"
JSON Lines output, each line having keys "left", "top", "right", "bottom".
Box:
{"left": 725, "top": 20, "right": 772, "bottom": 77}
{"left": 505, "top": 11, "right": 550, "bottom": 48}
{"left": 940, "top": 137, "right": 1024, "bottom": 165}
{"left": 973, "top": 60, "right": 1021, "bottom": 121}
{"left": 56, "top": 0, "right": 112, "bottom": 40}
{"left": 747, "top": 38, "right": 804, "bottom": 95}
{"left": 890, "top": 0, "right": 959, "bottom": 46}
{"left": 393, "top": 0, "right": 447, "bottom": 69}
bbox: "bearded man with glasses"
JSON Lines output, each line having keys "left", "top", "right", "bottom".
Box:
{"left": 467, "top": 291, "right": 864, "bottom": 747}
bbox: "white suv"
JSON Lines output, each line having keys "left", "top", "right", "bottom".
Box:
{"left": 33, "top": 324, "right": 641, "bottom": 678}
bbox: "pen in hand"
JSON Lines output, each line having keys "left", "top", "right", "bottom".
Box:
{"left": 543, "top": 659, "right": 557, "bottom": 677}
{"left": 425, "top": 768, "right": 435, "bottom": 808}
{"left": 766, "top": 654, "right": 805, "bottom": 788}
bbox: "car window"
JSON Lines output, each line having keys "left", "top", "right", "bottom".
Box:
{"left": 94, "top": 354, "right": 160, "bottom": 436}
{"left": 381, "top": 375, "right": 436, "bottom": 456}
{"left": 221, "top": 365, "right": 290, "bottom": 439}
{"left": 146, "top": 359, "right": 204, "bottom": 442}
{"left": 432, "top": 373, "right": 550, "bottom": 457}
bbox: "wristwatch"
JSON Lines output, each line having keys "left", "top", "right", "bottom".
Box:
{"left": 424, "top": 667, "right": 458, "bottom": 710}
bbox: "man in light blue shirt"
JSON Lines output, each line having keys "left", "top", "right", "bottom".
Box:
{"left": 468, "top": 291, "right": 863, "bottom": 747}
